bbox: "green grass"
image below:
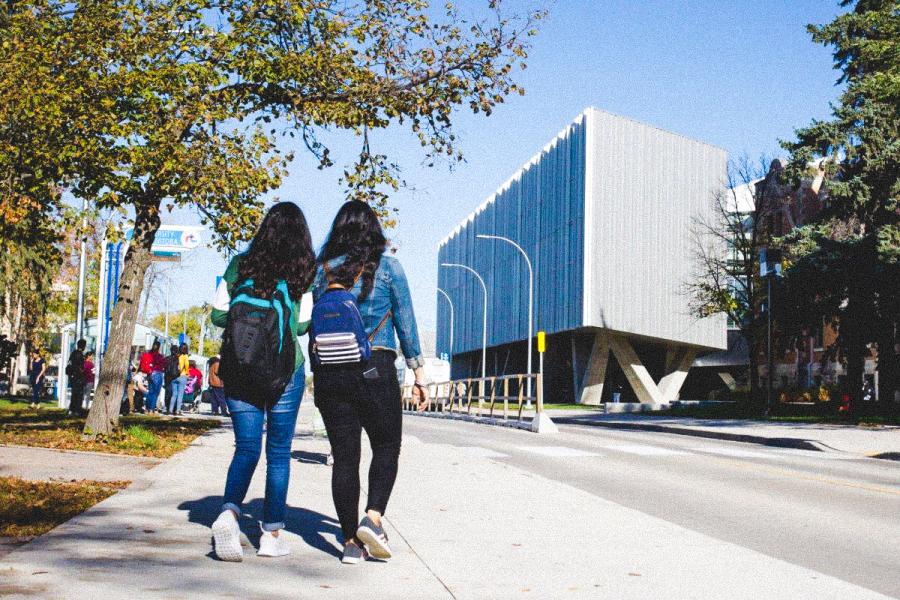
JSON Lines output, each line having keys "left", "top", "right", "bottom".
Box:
{"left": 123, "top": 425, "right": 159, "bottom": 450}
{"left": 0, "top": 396, "right": 59, "bottom": 411}
{"left": 541, "top": 403, "right": 605, "bottom": 411}
{"left": 660, "top": 404, "right": 900, "bottom": 426}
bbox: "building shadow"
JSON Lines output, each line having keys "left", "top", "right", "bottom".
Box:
{"left": 178, "top": 496, "right": 343, "bottom": 560}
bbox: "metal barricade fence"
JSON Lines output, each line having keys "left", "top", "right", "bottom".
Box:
{"left": 402, "top": 373, "right": 543, "bottom": 422}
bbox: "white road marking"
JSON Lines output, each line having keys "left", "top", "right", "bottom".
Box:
{"left": 598, "top": 444, "right": 688, "bottom": 457}
{"left": 454, "top": 446, "right": 510, "bottom": 458}
{"left": 691, "top": 447, "right": 773, "bottom": 459}
{"left": 518, "top": 446, "right": 601, "bottom": 458}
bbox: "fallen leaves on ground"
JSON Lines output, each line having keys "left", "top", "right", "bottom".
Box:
{"left": 0, "top": 477, "right": 129, "bottom": 537}
{"left": 0, "top": 404, "right": 220, "bottom": 458}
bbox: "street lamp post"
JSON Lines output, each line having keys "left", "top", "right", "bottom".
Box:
{"left": 760, "top": 247, "right": 782, "bottom": 417}
{"left": 436, "top": 288, "right": 454, "bottom": 364}
{"left": 440, "top": 263, "right": 487, "bottom": 383}
{"left": 477, "top": 234, "right": 535, "bottom": 406}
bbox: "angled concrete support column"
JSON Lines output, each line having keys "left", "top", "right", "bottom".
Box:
{"left": 718, "top": 372, "right": 738, "bottom": 391}
{"left": 607, "top": 335, "right": 665, "bottom": 405}
{"left": 658, "top": 347, "right": 697, "bottom": 402}
{"left": 577, "top": 332, "right": 609, "bottom": 405}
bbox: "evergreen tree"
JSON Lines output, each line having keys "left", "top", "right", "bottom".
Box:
{"left": 780, "top": 0, "right": 899, "bottom": 414}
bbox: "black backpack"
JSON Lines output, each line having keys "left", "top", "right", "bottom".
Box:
{"left": 219, "top": 279, "right": 295, "bottom": 405}
{"left": 165, "top": 352, "right": 181, "bottom": 380}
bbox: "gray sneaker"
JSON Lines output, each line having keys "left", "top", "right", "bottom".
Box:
{"left": 341, "top": 541, "right": 367, "bottom": 564}
{"left": 356, "top": 516, "right": 392, "bottom": 560}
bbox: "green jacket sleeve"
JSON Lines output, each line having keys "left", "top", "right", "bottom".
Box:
{"left": 210, "top": 256, "right": 240, "bottom": 328}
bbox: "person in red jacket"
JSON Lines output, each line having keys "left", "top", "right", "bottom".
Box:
{"left": 139, "top": 341, "right": 166, "bottom": 413}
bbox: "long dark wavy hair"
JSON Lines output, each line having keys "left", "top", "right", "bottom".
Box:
{"left": 318, "top": 201, "right": 387, "bottom": 301}
{"left": 238, "top": 202, "right": 316, "bottom": 300}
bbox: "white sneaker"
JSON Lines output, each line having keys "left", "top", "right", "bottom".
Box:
{"left": 212, "top": 510, "right": 243, "bottom": 562}
{"left": 257, "top": 526, "right": 291, "bottom": 557}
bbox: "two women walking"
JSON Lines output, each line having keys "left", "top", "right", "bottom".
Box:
{"left": 209, "top": 200, "right": 426, "bottom": 564}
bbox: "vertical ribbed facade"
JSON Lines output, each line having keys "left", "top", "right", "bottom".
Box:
{"left": 436, "top": 116, "right": 586, "bottom": 360}
{"left": 437, "top": 107, "right": 727, "bottom": 378}
{"left": 582, "top": 108, "right": 727, "bottom": 350}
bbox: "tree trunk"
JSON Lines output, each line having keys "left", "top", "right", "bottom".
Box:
{"left": 875, "top": 325, "right": 898, "bottom": 417}
{"left": 844, "top": 329, "right": 866, "bottom": 419}
{"left": 83, "top": 203, "right": 160, "bottom": 437}
{"left": 747, "top": 336, "right": 760, "bottom": 404}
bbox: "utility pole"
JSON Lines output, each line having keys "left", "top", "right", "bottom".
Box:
{"left": 164, "top": 276, "right": 170, "bottom": 340}
{"left": 74, "top": 197, "right": 89, "bottom": 342}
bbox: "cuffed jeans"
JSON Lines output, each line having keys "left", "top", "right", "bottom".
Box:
{"left": 145, "top": 372, "right": 163, "bottom": 412}
{"left": 168, "top": 376, "right": 187, "bottom": 413}
{"left": 221, "top": 365, "right": 304, "bottom": 531}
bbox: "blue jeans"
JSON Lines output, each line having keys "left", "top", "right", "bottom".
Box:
{"left": 221, "top": 365, "right": 304, "bottom": 531}
{"left": 146, "top": 372, "right": 164, "bottom": 411}
{"left": 169, "top": 376, "right": 187, "bottom": 413}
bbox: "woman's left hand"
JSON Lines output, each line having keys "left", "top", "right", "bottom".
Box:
{"left": 413, "top": 383, "right": 430, "bottom": 412}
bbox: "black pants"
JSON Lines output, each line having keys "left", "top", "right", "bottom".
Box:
{"left": 314, "top": 351, "right": 402, "bottom": 541}
{"left": 70, "top": 381, "right": 85, "bottom": 414}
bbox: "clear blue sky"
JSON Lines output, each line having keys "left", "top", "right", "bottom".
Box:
{"left": 154, "top": 0, "right": 844, "bottom": 334}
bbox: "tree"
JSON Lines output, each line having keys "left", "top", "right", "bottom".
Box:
{"left": 149, "top": 305, "right": 221, "bottom": 358}
{"left": 780, "top": 0, "right": 899, "bottom": 415}
{"left": 4, "top": 0, "right": 541, "bottom": 435}
{"left": 686, "top": 157, "right": 781, "bottom": 406}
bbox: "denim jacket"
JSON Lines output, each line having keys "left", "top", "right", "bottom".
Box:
{"left": 313, "top": 254, "right": 424, "bottom": 369}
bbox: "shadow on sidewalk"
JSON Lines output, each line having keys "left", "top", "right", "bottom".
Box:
{"left": 178, "top": 496, "right": 343, "bottom": 560}
{"left": 291, "top": 450, "right": 329, "bottom": 465}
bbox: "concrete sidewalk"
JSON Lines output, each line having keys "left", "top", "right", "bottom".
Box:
{"left": 0, "top": 444, "right": 163, "bottom": 482}
{"left": 550, "top": 412, "right": 900, "bottom": 458}
{"left": 0, "top": 404, "right": 894, "bottom": 599}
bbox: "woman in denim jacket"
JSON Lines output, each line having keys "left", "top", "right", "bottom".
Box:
{"left": 312, "top": 201, "right": 429, "bottom": 564}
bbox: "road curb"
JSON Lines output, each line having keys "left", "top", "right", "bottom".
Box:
{"left": 553, "top": 419, "right": 827, "bottom": 451}
{"left": 554, "top": 418, "right": 900, "bottom": 460}
{"left": 403, "top": 410, "right": 534, "bottom": 432}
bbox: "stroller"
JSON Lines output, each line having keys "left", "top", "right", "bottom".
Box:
{"left": 181, "top": 375, "right": 203, "bottom": 414}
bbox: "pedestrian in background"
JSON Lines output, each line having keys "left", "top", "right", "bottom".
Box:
{"left": 28, "top": 347, "right": 47, "bottom": 409}
{"left": 209, "top": 201, "right": 316, "bottom": 562}
{"left": 67, "top": 339, "right": 87, "bottom": 416}
{"left": 164, "top": 344, "right": 180, "bottom": 414}
{"left": 183, "top": 359, "right": 203, "bottom": 409}
{"left": 132, "top": 367, "right": 149, "bottom": 413}
{"left": 140, "top": 341, "right": 165, "bottom": 414}
{"left": 311, "top": 201, "right": 430, "bottom": 564}
{"left": 82, "top": 350, "right": 95, "bottom": 411}
{"left": 207, "top": 356, "right": 227, "bottom": 416}
{"left": 168, "top": 343, "right": 190, "bottom": 415}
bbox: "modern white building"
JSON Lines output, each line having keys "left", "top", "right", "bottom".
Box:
{"left": 437, "top": 108, "right": 727, "bottom": 407}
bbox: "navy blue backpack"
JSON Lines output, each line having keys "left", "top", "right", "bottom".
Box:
{"left": 309, "top": 283, "right": 391, "bottom": 371}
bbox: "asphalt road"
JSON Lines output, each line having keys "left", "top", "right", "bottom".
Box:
{"left": 403, "top": 416, "right": 900, "bottom": 598}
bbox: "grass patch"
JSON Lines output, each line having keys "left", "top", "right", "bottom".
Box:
{"left": 0, "top": 396, "right": 57, "bottom": 411}
{"left": 660, "top": 403, "right": 900, "bottom": 426}
{"left": 0, "top": 407, "right": 220, "bottom": 458}
{"left": 541, "top": 403, "right": 605, "bottom": 411}
{"left": 0, "top": 476, "right": 129, "bottom": 537}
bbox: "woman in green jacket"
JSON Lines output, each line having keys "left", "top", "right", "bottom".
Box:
{"left": 209, "top": 202, "right": 316, "bottom": 561}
